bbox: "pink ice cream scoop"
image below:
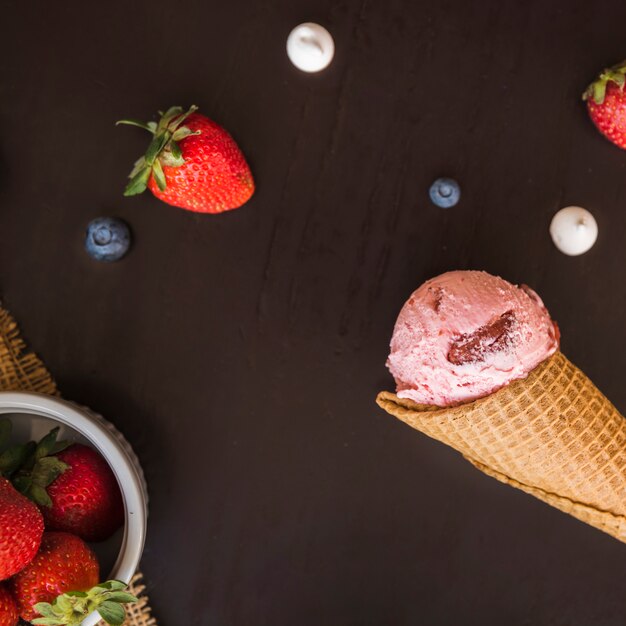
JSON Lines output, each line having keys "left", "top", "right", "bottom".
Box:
{"left": 386, "top": 270, "right": 559, "bottom": 407}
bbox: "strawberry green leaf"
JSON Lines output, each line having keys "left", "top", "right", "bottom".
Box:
{"left": 152, "top": 158, "right": 167, "bottom": 192}
{"left": 169, "top": 140, "right": 183, "bottom": 160}
{"left": 35, "top": 427, "right": 67, "bottom": 460}
{"left": 102, "top": 580, "right": 129, "bottom": 591}
{"left": 50, "top": 440, "right": 71, "bottom": 455}
{"left": 54, "top": 594, "right": 74, "bottom": 613}
{"left": 168, "top": 104, "right": 198, "bottom": 133}
{"left": 114, "top": 119, "right": 156, "bottom": 133}
{"left": 158, "top": 106, "right": 184, "bottom": 131}
{"left": 29, "top": 484, "right": 52, "bottom": 507}
{"left": 32, "top": 602, "right": 55, "bottom": 618}
{"left": 0, "top": 442, "right": 35, "bottom": 476}
{"left": 31, "top": 617, "right": 61, "bottom": 626}
{"left": 31, "top": 456, "right": 69, "bottom": 488}
{"left": 105, "top": 592, "right": 138, "bottom": 603}
{"left": 97, "top": 601, "right": 126, "bottom": 625}
{"left": 32, "top": 581, "right": 137, "bottom": 626}
{"left": 11, "top": 473, "right": 31, "bottom": 494}
{"left": 124, "top": 167, "right": 151, "bottom": 196}
{"left": 171, "top": 126, "right": 201, "bottom": 142}
{"left": 119, "top": 105, "right": 202, "bottom": 196}
{"left": 160, "top": 142, "right": 185, "bottom": 168}
{"left": 128, "top": 156, "right": 148, "bottom": 179}
{"left": 144, "top": 132, "right": 171, "bottom": 166}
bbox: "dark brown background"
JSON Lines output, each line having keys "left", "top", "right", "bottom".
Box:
{"left": 2, "top": 0, "right": 626, "bottom": 623}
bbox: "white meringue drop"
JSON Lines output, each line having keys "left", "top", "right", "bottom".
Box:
{"left": 287, "top": 23, "right": 334, "bottom": 73}
{"left": 550, "top": 206, "right": 598, "bottom": 256}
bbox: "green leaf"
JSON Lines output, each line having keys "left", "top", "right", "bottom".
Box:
{"left": 170, "top": 140, "right": 183, "bottom": 160}
{"left": 31, "top": 456, "right": 69, "bottom": 488}
{"left": 128, "top": 156, "right": 147, "bottom": 179}
{"left": 29, "top": 484, "right": 52, "bottom": 507}
{"left": 168, "top": 104, "right": 198, "bottom": 133}
{"left": 54, "top": 595, "right": 73, "bottom": 613}
{"left": 147, "top": 121, "right": 157, "bottom": 133}
{"left": 158, "top": 106, "right": 184, "bottom": 132}
{"left": 123, "top": 166, "right": 151, "bottom": 196}
{"left": 31, "top": 617, "right": 63, "bottom": 626}
{"left": 151, "top": 159, "right": 167, "bottom": 192}
{"left": 12, "top": 473, "right": 31, "bottom": 494}
{"left": 115, "top": 119, "right": 156, "bottom": 134}
{"left": 0, "top": 442, "right": 33, "bottom": 475}
{"left": 144, "top": 132, "right": 171, "bottom": 166}
{"left": 65, "top": 591, "right": 88, "bottom": 598}
{"left": 592, "top": 80, "right": 607, "bottom": 105}
{"left": 33, "top": 603, "right": 56, "bottom": 618}
{"left": 102, "top": 580, "right": 128, "bottom": 591}
{"left": 0, "top": 418, "right": 11, "bottom": 449}
{"left": 160, "top": 143, "right": 185, "bottom": 168}
{"left": 98, "top": 601, "right": 126, "bottom": 626}
{"left": 171, "top": 126, "right": 198, "bottom": 142}
{"left": 35, "top": 427, "right": 61, "bottom": 459}
{"left": 49, "top": 440, "right": 70, "bottom": 455}
{"left": 105, "top": 592, "right": 138, "bottom": 603}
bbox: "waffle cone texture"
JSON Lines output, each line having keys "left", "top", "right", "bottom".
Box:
{"left": 376, "top": 351, "right": 626, "bottom": 542}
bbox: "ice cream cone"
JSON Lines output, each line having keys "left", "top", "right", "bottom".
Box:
{"left": 377, "top": 351, "right": 626, "bottom": 542}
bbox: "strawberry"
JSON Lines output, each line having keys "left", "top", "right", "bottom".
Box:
{"left": 118, "top": 105, "right": 255, "bottom": 213}
{"left": 0, "top": 584, "right": 18, "bottom": 626}
{"left": 0, "top": 478, "right": 44, "bottom": 580}
{"left": 41, "top": 444, "right": 124, "bottom": 542}
{"left": 9, "top": 425, "right": 124, "bottom": 543}
{"left": 10, "top": 532, "right": 99, "bottom": 622}
{"left": 583, "top": 60, "right": 626, "bottom": 149}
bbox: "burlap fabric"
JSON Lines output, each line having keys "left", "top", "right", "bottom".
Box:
{"left": 0, "top": 306, "right": 157, "bottom": 625}
{"left": 377, "top": 351, "right": 626, "bottom": 543}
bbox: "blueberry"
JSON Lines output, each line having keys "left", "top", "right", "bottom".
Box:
{"left": 429, "top": 178, "right": 461, "bottom": 208}
{"left": 85, "top": 217, "right": 131, "bottom": 262}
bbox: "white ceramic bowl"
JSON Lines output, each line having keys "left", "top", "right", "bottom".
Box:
{"left": 0, "top": 392, "right": 148, "bottom": 626}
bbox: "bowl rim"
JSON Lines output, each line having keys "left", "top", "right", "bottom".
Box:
{"left": 0, "top": 391, "right": 147, "bottom": 626}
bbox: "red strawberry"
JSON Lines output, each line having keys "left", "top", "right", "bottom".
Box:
{"left": 583, "top": 60, "right": 626, "bottom": 149}
{"left": 0, "top": 584, "right": 18, "bottom": 626}
{"left": 118, "top": 105, "right": 255, "bottom": 213}
{"left": 42, "top": 444, "right": 124, "bottom": 542}
{"left": 0, "top": 478, "right": 43, "bottom": 580}
{"left": 10, "top": 532, "right": 99, "bottom": 622}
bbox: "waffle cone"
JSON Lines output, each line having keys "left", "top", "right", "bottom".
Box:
{"left": 376, "top": 351, "right": 626, "bottom": 542}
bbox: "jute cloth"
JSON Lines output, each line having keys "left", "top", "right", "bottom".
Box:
{"left": 0, "top": 306, "right": 157, "bottom": 625}
{"left": 377, "top": 351, "right": 626, "bottom": 543}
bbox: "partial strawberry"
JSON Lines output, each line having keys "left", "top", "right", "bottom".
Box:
{"left": 117, "top": 105, "right": 255, "bottom": 213}
{"left": 41, "top": 444, "right": 124, "bottom": 542}
{"left": 10, "top": 425, "right": 123, "bottom": 542}
{"left": 0, "top": 584, "right": 18, "bottom": 626}
{"left": 31, "top": 580, "right": 137, "bottom": 626}
{"left": 583, "top": 60, "right": 626, "bottom": 149}
{"left": 0, "top": 478, "right": 44, "bottom": 580}
{"left": 10, "top": 532, "right": 99, "bottom": 622}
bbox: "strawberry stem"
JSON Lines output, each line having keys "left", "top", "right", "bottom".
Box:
{"left": 31, "top": 580, "right": 138, "bottom": 626}
{"left": 583, "top": 59, "right": 626, "bottom": 104}
{"left": 117, "top": 105, "right": 201, "bottom": 196}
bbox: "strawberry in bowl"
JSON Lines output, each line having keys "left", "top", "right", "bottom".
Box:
{"left": 10, "top": 428, "right": 125, "bottom": 542}
{"left": 0, "top": 394, "right": 147, "bottom": 626}
{"left": 0, "top": 478, "right": 43, "bottom": 581}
